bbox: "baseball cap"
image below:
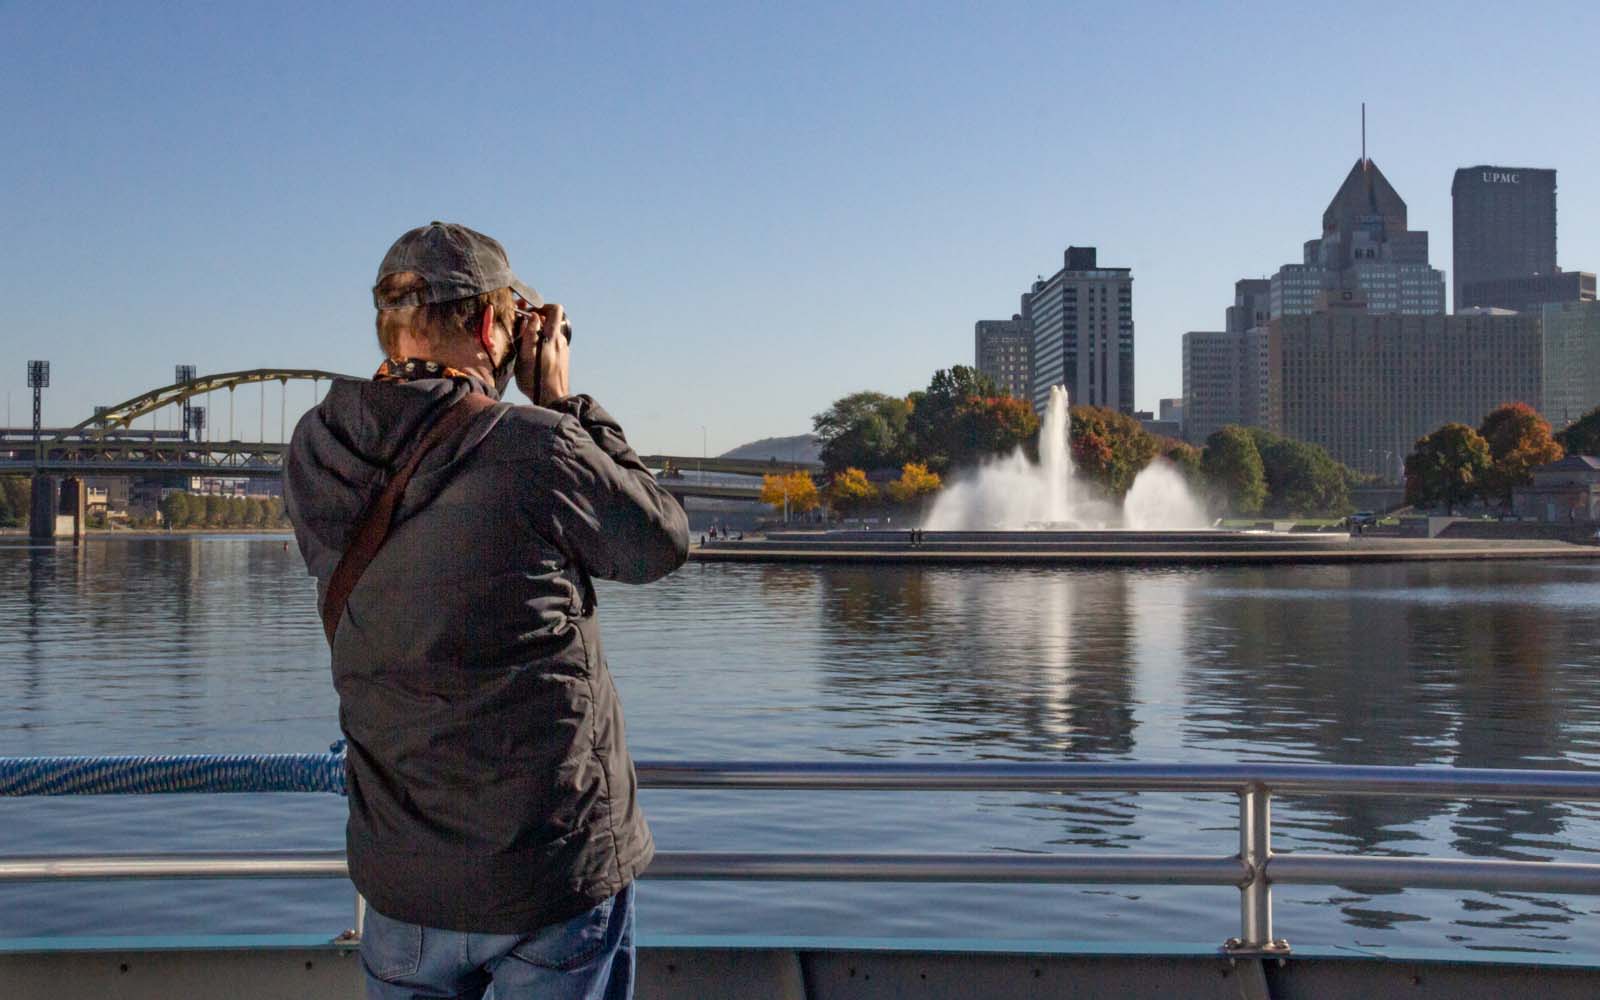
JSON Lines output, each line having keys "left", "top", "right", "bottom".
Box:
{"left": 373, "top": 221, "right": 542, "bottom": 310}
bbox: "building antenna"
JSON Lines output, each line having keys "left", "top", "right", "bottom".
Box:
{"left": 1361, "top": 102, "right": 1367, "bottom": 165}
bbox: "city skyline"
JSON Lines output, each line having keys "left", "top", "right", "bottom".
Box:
{"left": 3, "top": 3, "right": 1597, "bottom": 455}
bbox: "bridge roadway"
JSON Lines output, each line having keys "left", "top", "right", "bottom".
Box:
{"left": 1, "top": 449, "right": 766, "bottom": 501}
{"left": 4, "top": 438, "right": 815, "bottom": 479}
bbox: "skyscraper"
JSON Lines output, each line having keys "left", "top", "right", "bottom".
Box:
{"left": 974, "top": 316, "right": 1031, "bottom": 399}
{"left": 1451, "top": 166, "right": 1558, "bottom": 312}
{"left": 1023, "top": 246, "right": 1134, "bottom": 414}
{"left": 1269, "top": 159, "right": 1446, "bottom": 318}
{"left": 1181, "top": 330, "right": 1244, "bottom": 444}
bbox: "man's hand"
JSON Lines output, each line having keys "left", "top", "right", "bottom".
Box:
{"left": 516, "top": 303, "right": 570, "bottom": 404}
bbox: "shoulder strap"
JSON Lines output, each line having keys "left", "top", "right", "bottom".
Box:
{"left": 321, "top": 392, "right": 497, "bottom": 645}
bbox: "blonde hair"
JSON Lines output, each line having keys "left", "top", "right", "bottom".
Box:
{"left": 373, "top": 272, "right": 516, "bottom": 357}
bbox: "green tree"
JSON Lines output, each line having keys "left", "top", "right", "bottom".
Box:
{"left": 1406, "top": 423, "right": 1492, "bottom": 515}
{"left": 1479, "top": 403, "right": 1564, "bottom": 509}
{"left": 1555, "top": 405, "right": 1600, "bottom": 458}
{"left": 827, "top": 467, "right": 879, "bottom": 517}
{"left": 1250, "top": 431, "right": 1352, "bottom": 517}
{"left": 905, "top": 366, "right": 1038, "bottom": 472}
{"left": 267, "top": 497, "right": 288, "bottom": 526}
{"left": 1160, "top": 440, "right": 1203, "bottom": 484}
{"left": 0, "top": 476, "right": 31, "bottom": 527}
{"left": 203, "top": 494, "right": 225, "bottom": 528}
{"left": 812, "top": 391, "right": 911, "bottom": 473}
{"left": 245, "top": 497, "right": 267, "bottom": 527}
{"left": 159, "top": 491, "right": 190, "bottom": 529}
{"left": 1069, "top": 405, "right": 1158, "bottom": 499}
{"left": 1201, "top": 426, "right": 1267, "bottom": 516}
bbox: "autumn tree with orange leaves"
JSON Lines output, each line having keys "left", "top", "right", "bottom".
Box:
{"left": 1478, "top": 403, "right": 1564, "bottom": 508}
{"left": 905, "top": 366, "right": 1039, "bottom": 473}
{"left": 1069, "top": 405, "right": 1158, "bottom": 498}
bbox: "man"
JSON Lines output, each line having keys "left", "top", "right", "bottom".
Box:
{"left": 286, "top": 222, "right": 688, "bottom": 999}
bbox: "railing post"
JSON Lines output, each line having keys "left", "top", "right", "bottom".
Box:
{"left": 335, "top": 893, "right": 367, "bottom": 947}
{"left": 1229, "top": 782, "right": 1287, "bottom": 955}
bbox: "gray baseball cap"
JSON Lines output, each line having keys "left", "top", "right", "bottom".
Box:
{"left": 373, "top": 221, "right": 541, "bottom": 310}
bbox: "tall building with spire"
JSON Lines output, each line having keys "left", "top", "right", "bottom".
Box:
{"left": 1269, "top": 158, "right": 1446, "bottom": 317}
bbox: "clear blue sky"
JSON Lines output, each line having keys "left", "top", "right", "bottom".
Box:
{"left": 3, "top": 1, "right": 1597, "bottom": 455}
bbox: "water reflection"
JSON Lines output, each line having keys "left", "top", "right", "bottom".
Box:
{"left": 6, "top": 545, "right": 1600, "bottom": 949}
{"left": 814, "top": 567, "right": 1138, "bottom": 757}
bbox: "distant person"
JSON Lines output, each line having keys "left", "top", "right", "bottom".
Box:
{"left": 285, "top": 222, "right": 688, "bottom": 1000}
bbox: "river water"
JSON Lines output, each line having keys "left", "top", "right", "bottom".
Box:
{"left": 3, "top": 536, "right": 1600, "bottom": 953}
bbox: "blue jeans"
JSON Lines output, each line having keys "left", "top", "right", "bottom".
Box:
{"left": 360, "top": 884, "right": 635, "bottom": 1000}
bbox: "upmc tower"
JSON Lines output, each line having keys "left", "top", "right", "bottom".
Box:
{"left": 1451, "top": 166, "right": 1557, "bottom": 310}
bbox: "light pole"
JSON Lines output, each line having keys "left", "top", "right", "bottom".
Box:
{"left": 175, "top": 365, "right": 196, "bottom": 441}
{"left": 699, "top": 425, "right": 706, "bottom": 479}
{"left": 26, "top": 361, "right": 49, "bottom": 467}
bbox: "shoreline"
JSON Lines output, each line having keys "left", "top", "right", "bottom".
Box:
{"left": 0, "top": 527, "right": 294, "bottom": 539}
{"left": 690, "top": 537, "right": 1600, "bottom": 566}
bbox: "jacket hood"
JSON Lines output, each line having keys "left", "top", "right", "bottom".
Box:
{"left": 284, "top": 377, "right": 503, "bottom": 580}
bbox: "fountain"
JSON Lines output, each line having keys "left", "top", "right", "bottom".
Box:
{"left": 697, "top": 386, "right": 1351, "bottom": 561}
{"left": 923, "top": 386, "right": 1211, "bottom": 531}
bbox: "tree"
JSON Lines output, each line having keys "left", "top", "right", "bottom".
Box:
{"left": 1250, "top": 431, "right": 1352, "bottom": 517}
{"left": 827, "top": 467, "right": 878, "bottom": 517}
{"left": 1160, "top": 440, "right": 1202, "bottom": 484}
{"left": 203, "top": 494, "right": 225, "bottom": 528}
{"left": 1201, "top": 426, "right": 1267, "bottom": 515}
{"left": 952, "top": 394, "right": 1039, "bottom": 467}
{"left": 1479, "top": 403, "right": 1564, "bottom": 508}
{"left": 245, "top": 497, "right": 268, "bottom": 528}
{"left": 1406, "top": 423, "right": 1491, "bottom": 515}
{"left": 1069, "top": 405, "right": 1158, "bottom": 499}
{"left": 812, "top": 392, "right": 911, "bottom": 473}
{"left": 885, "top": 461, "right": 942, "bottom": 505}
{"left": 159, "top": 491, "right": 190, "bottom": 529}
{"left": 0, "top": 476, "right": 31, "bottom": 527}
{"left": 267, "top": 497, "right": 288, "bottom": 526}
{"left": 905, "top": 367, "right": 1037, "bottom": 472}
{"left": 1555, "top": 404, "right": 1600, "bottom": 458}
{"left": 760, "top": 471, "right": 819, "bottom": 518}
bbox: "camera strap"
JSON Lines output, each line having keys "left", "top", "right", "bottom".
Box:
{"left": 320, "top": 391, "right": 497, "bottom": 645}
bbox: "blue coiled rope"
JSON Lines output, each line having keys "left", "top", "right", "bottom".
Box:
{"left": 0, "top": 742, "right": 347, "bottom": 797}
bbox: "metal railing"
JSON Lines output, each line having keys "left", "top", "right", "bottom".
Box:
{"left": 6, "top": 758, "right": 1600, "bottom": 954}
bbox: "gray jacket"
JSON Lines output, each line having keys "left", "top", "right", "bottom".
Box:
{"left": 285, "top": 375, "right": 688, "bottom": 933}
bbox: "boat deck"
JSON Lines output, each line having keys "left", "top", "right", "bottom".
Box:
{"left": 5, "top": 934, "right": 1600, "bottom": 999}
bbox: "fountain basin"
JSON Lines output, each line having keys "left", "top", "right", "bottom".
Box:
{"left": 692, "top": 530, "right": 1600, "bottom": 566}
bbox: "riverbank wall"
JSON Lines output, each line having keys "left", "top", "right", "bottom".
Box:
{"left": 690, "top": 531, "right": 1600, "bottom": 566}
